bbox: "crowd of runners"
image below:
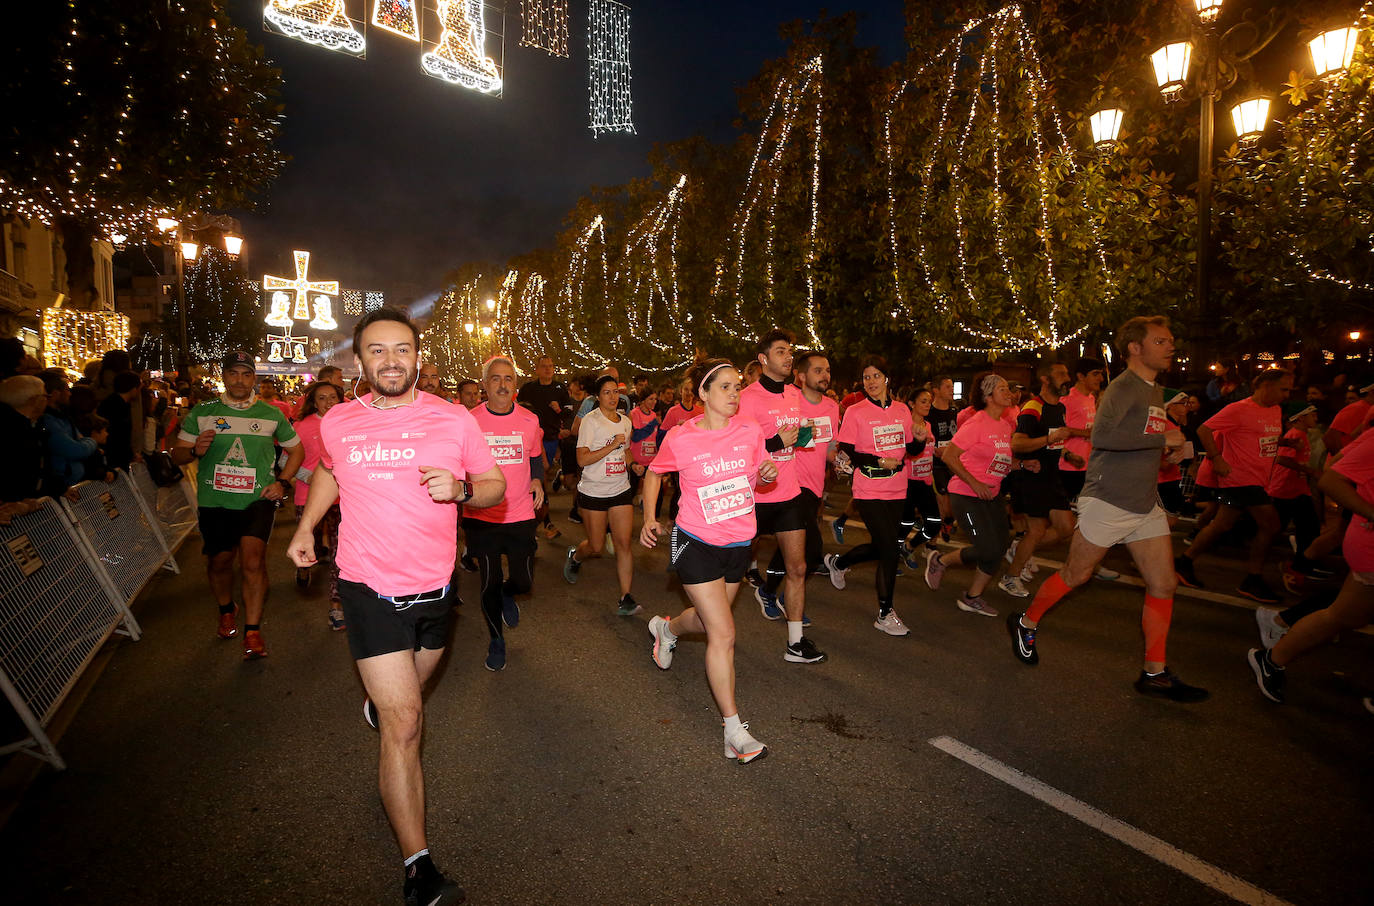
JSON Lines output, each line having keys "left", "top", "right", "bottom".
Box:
{"left": 6, "top": 309, "right": 1374, "bottom": 906}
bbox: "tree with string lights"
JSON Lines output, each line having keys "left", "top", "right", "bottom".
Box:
{"left": 0, "top": 0, "right": 286, "bottom": 309}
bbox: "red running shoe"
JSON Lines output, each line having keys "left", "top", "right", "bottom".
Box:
{"left": 217, "top": 606, "right": 238, "bottom": 639}
{"left": 242, "top": 629, "right": 267, "bottom": 660}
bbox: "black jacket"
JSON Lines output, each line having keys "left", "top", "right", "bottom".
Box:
{"left": 0, "top": 403, "right": 45, "bottom": 503}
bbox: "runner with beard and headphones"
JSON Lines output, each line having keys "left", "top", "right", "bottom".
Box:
{"left": 289, "top": 309, "right": 505, "bottom": 906}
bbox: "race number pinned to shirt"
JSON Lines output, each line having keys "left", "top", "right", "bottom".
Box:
{"left": 990, "top": 453, "right": 1014, "bottom": 477}
{"left": 605, "top": 454, "right": 627, "bottom": 476}
{"left": 873, "top": 423, "right": 905, "bottom": 453}
{"left": 806, "top": 416, "right": 834, "bottom": 448}
{"left": 641, "top": 440, "right": 657, "bottom": 456}
{"left": 484, "top": 434, "right": 524, "bottom": 466}
{"left": 1259, "top": 434, "right": 1280, "bottom": 458}
{"left": 772, "top": 415, "right": 800, "bottom": 461}
{"left": 212, "top": 463, "right": 257, "bottom": 494}
{"left": 911, "top": 454, "right": 932, "bottom": 480}
{"left": 1145, "top": 405, "right": 1168, "bottom": 436}
{"left": 698, "top": 475, "right": 754, "bottom": 524}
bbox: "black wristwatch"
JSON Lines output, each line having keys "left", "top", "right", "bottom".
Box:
{"left": 457, "top": 480, "right": 474, "bottom": 503}
{"left": 276, "top": 478, "right": 292, "bottom": 492}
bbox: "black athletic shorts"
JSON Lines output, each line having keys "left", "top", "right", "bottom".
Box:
{"left": 1217, "top": 484, "right": 1271, "bottom": 509}
{"left": 199, "top": 499, "right": 277, "bottom": 557}
{"left": 932, "top": 458, "right": 953, "bottom": 495}
{"left": 1013, "top": 471, "right": 1072, "bottom": 518}
{"left": 337, "top": 578, "right": 454, "bottom": 661}
{"left": 1003, "top": 470, "right": 1025, "bottom": 513}
{"left": 1059, "top": 469, "right": 1086, "bottom": 500}
{"left": 1193, "top": 484, "right": 1217, "bottom": 504}
{"left": 577, "top": 488, "right": 634, "bottom": 511}
{"left": 559, "top": 435, "right": 580, "bottom": 477}
{"left": 754, "top": 493, "right": 810, "bottom": 536}
{"left": 1157, "top": 480, "right": 1186, "bottom": 517}
{"left": 462, "top": 517, "right": 538, "bottom": 557}
{"left": 668, "top": 525, "right": 752, "bottom": 585}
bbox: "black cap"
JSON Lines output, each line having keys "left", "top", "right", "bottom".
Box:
{"left": 222, "top": 350, "right": 256, "bottom": 373}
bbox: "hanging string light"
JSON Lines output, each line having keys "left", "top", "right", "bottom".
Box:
{"left": 520, "top": 0, "right": 569, "bottom": 58}
{"left": 588, "top": 0, "right": 634, "bottom": 134}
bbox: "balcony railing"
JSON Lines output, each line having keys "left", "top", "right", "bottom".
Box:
{"left": 0, "top": 269, "right": 23, "bottom": 312}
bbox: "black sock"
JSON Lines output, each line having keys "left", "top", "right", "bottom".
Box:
{"left": 834, "top": 514, "right": 847, "bottom": 527}
{"left": 1262, "top": 648, "right": 1283, "bottom": 671}
{"left": 404, "top": 852, "right": 438, "bottom": 890}
{"left": 218, "top": 601, "right": 235, "bottom": 615}
{"left": 245, "top": 623, "right": 261, "bottom": 632}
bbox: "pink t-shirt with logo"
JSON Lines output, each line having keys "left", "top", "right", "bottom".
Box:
{"left": 1060, "top": 387, "right": 1095, "bottom": 472}
{"left": 737, "top": 381, "right": 802, "bottom": 504}
{"left": 293, "top": 413, "right": 326, "bottom": 506}
{"left": 1266, "top": 426, "right": 1311, "bottom": 500}
{"left": 321, "top": 393, "right": 497, "bottom": 596}
{"left": 947, "top": 409, "right": 1014, "bottom": 497}
{"left": 1334, "top": 428, "right": 1374, "bottom": 572}
{"left": 629, "top": 406, "right": 661, "bottom": 464}
{"left": 1158, "top": 417, "right": 1183, "bottom": 484}
{"left": 650, "top": 416, "right": 771, "bottom": 546}
{"left": 469, "top": 403, "right": 542, "bottom": 524}
{"left": 837, "top": 398, "right": 912, "bottom": 501}
{"left": 795, "top": 392, "right": 839, "bottom": 497}
{"left": 909, "top": 417, "right": 934, "bottom": 485}
{"left": 659, "top": 402, "right": 702, "bottom": 438}
{"left": 1204, "top": 397, "right": 1283, "bottom": 488}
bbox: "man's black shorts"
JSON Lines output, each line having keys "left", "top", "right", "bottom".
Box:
{"left": 337, "top": 578, "right": 454, "bottom": 661}
{"left": 463, "top": 517, "right": 537, "bottom": 557}
{"left": 199, "top": 499, "right": 277, "bottom": 557}
{"left": 754, "top": 493, "right": 811, "bottom": 536}
{"left": 1158, "top": 480, "right": 1186, "bottom": 517}
{"left": 668, "top": 526, "right": 752, "bottom": 585}
{"left": 1217, "top": 484, "right": 1271, "bottom": 509}
{"left": 1059, "top": 469, "right": 1086, "bottom": 501}
{"left": 1012, "top": 471, "right": 1072, "bottom": 518}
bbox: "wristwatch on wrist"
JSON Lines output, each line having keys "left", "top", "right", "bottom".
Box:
{"left": 277, "top": 478, "right": 291, "bottom": 492}
{"left": 458, "top": 480, "right": 474, "bottom": 503}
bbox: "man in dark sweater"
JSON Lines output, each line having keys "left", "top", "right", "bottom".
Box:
{"left": 97, "top": 371, "right": 141, "bottom": 472}
{"left": 1007, "top": 316, "right": 1207, "bottom": 703}
{"left": 0, "top": 375, "right": 49, "bottom": 504}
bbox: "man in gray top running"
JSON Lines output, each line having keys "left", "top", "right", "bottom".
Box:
{"left": 1006, "top": 315, "right": 1208, "bottom": 703}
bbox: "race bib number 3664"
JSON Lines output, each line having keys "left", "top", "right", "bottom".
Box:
{"left": 212, "top": 464, "right": 256, "bottom": 494}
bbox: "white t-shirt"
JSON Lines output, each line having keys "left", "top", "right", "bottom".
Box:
{"left": 576, "top": 407, "right": 632, "bottom": 498}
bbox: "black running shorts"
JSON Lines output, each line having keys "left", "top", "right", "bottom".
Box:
{"left": 754, "top": 493, "right": 810, "bottom": 536}
{"left": 198, "top": 499, "right": 277, "bottom": 557}
{"left": 1217, "top": 484, "right": 1271, "bottom": 509}
{"left": 462, "top": 517, "right": 538, "bottom": 557}
{"left": 668, "top": 525, "right": 752, "bottom": 585}
{"left": 576, "top": 488, "right": 634, "bottom": 511}
{"left": 1012, "top": 471, "right": 1072, "bottom": 518}
{"left": 1059, "top": 469, "right": 1086, "bottom": 501}
{"left": 1157, "top": 480, "right": 1186, "bottom": 517}
{"left": 337, "top": 578, "right": 454, "bottom": 661}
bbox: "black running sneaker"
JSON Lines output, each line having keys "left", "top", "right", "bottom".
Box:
{"left": 1174, "top": 556, "right": 1203, "bottom": 589}
{"left": 1133, "top": 668, "right": 1209, "bottom": 703}
{"left": 1236, "top": 574, "right": 1281, "bottom": 605}
{"left": 404, "top": 869, "right": 465, "bottom": 906}
{"left": 745, "top": 567, "right": 764, "bottom": 588}
{"left": 1246, "top": 647, "right": 1286, "bottom": 703}
{"left": 567, "top": 509, "right": 583, "bottom": 525}
{"left": 1007, "top": 612, "right": 1039, "bottom": 665}
{"left": 784, "top": 636, "right": 827, "bottom": 663}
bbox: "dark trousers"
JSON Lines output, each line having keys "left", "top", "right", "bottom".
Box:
{"left": 764, "top": 489, "right": 825, "bottom": 595}
{"left": 835, "top": 497, "right": 905, "bottom": 614}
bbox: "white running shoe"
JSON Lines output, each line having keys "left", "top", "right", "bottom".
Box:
{"left": 648, "top": 615, "right": 676, "bottom": 669}
{"left": 1019, "top": 565, "right": 1035, "bottom": 583}
{"left": 1004, "top": 539, "right": 1019, "bottom": 566}
{"left": 957, "top": 594, "right": 999, "bottom": 618}
{"left": 873, "top": 611, "right": 911, "bottom": 636}
{"left": 1095, "top": 565, "right": 1121, "bottom": 580}
{"left": 605, "top": 532, "right": 615, "bottom": 555}
{"left": 998, "top": 574, "right": 1030, "bottom": 598}
{"left": 723, "top": 722, "right": 768, "bottom": 764}
{"left": 1254, "top": 607, "right": 1287, "bottom": 650}
{"left": 824, "top": 553, "right": 848, "bottom": 590}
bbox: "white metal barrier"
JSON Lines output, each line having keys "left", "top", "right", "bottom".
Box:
{"left": 127, "top": 462, "right": 197, "bottom": 558}
{"left": 0, "top": 502, "right": 141, "bottom": 770}
{"left": 61, "top": 477, "right": 176, "bottom": 603}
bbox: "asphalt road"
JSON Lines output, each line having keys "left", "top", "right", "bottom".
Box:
{"left": 3, "top": 492, "right": 1371, "bottom": 905}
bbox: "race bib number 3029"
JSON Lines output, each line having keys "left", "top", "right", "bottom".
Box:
{"left": 212, "top": 464, "right": 256, "bottom": 494}
{"left": 698, "top": 475, "right": 754, "bottom": 524}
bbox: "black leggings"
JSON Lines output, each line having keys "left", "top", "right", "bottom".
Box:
{"left": 835, "top": 497, "right": 905, "bottom": 615}
{"left": 901, "top": 480, "right": 942, "bottom": 545}
{"left": 1274, "top": 495, "right": 1320, "bottom": 559}
{"left": 951, "top": 493, "right": 1010, "bottom": 576}
{"left": 764, "top": 489, "right": 824, "bottom": 595}
{"left": 477, "top": 549, "right": 534, "bottom": 642}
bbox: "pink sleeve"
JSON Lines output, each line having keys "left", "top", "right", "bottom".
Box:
{"left": 836, "top": 407, "right": 858, "bottom": 444}
{"left": 1334, "top": 430, "right": 1374, "bottom": 485}
{"left": 649, "top": 430, "right": 678, "bottom": 473}
{"left": 1204, "top": 403, "right": 1239, "bottom": 435}
{"left": 951, "top": 418, "right": 980, "bottom": 450}
{"left": 456, "top": 411, "right": 498, "bottom": 477}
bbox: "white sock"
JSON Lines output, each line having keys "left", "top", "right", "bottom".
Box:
{"left": 661, "top": 620, "right": 678, "bottom": 642}
{"left": 750, "top": 559, "right": 758, "bottom": 569}
{"left": 723, "top": 713, "right": 743, "bottom": 735}
{"left": 403, "top": 849, "right": 429, "bottom": 867}
{"left": 787, "top": 620, "right": 803, "bottom": 645}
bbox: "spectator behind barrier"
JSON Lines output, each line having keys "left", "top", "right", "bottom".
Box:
{"left": 39, "top": 371, "right": 96, "bottom": 498}
{"left": 97, "top": 371, "right": 142, "bottom": 472}
{"left": 0, "top": 375, "right": 48, "bottom": 503}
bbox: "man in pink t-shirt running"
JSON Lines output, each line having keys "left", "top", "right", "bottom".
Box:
{"left": 288, "top": 309, "right": 504, "bottom": 906}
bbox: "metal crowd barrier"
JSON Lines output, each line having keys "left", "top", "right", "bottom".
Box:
{"left": 128, "top": 462, "right": 197, "bottom": 555}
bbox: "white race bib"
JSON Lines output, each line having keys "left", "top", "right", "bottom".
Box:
{"left": 605, "top": 454, "right": 626, "bottom": 476}
{"left": 485, "top": 433, "right": 524, "bottom": 466}
{"left": 873, "top": 423, "right": 905, "bottom": 453}
{"left": 212, "top": 463, "right": 256, "bottom": 494}
{"left": 807, "top": 416, "right": 833, "bottom": 447}
{"left": 989, "top": 453, "right": 1013, "bottom": 478}
{"left": 1259, "top": 434, "right": 1279, "bottom": 458}
{"left": 698, "top": 474, "right": 754, "bottom": 524}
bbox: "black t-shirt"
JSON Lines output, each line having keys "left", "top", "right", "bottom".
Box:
{"left": 518, "top": 379, "right": 572, "bottom": 441}
{"left": 928, "top": 403, "right": 959, "bottom": 473}
{"left": 1014, "top": 395, "right": 1068, "bottom": 473}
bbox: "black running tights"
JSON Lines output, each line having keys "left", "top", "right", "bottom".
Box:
{"left": 477, "top": 549, "right": 534, "bottom": 641}
{"left": 901, "top": 480, "right": 943, "bottom": 545}
{"left": 835, "top": 497, "right": 905, "bottom": 615}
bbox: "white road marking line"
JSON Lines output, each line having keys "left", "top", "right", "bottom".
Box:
{"left": 928, "top": 736, "right": 1294, "bottom": 906}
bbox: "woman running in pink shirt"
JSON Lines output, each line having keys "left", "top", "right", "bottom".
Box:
{"left": 640, "top": 359, "right": 778, "bottom": 764}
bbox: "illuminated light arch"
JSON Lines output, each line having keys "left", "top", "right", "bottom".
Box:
{"left": 264, "top": 0, "right": 366, "bottom": 57}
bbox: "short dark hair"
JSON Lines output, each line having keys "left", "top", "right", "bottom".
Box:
{"left": 1116, "top": 315, "right": 1169, "bottom": 358}
{"left": 591, "top": 374, "right": 620, "bottom": 397}
{"left": 455, "top": 379, "right": 479, "bottom": 394}
{"left": 930, "top": 373, "right": 953, "bottom": 388}
{"left": 859, "top": 355, "right": 890, "bottom": 379}
{"left": 113, "top": 371, "right": 141, "bottom": 394}
{"left": 39, "top": 371, "right": 69, "bottom": 394}
{"left": 353, "top": 307, "right": 420, "bottom": 352}
{"left": 317, "top": 365, "right": 341, "bottom": 381}
{"left": 1253, "top": 368, "right": 1290, "bottom": 388}
{"left": 1072, "top": 357, "right": 1106, "bottom": 379}
{"left": 755, "top": 328, "right": 795, "bottom": 358}
{"left": 793, "top": 351, "right": 827, "bottom": 374}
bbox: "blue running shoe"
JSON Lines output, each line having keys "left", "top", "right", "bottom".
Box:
{"left": 502, "top": 594, "right": 519, "bottom": 628}
{"left": 831, "top": 520, "right": 845, "bottom": 544}
{"left": 754, "top": 586, "right": 784, "bottom": 620}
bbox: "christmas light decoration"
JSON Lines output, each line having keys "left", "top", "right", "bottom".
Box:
{"left": 611, "top": 175, "right": 695, "bottom": 370}
{"left": 588, "top": 0, "right": 633, "bottom": 134}
{"left": 41, "top": 309, "right": 130, "bottom": 376}
{"left": 520, "top": 0, "right": 568, "bottom": 57}
{"left": 421, "top": 0, "right": 503, "bottom": 93}
{"left": 263, "top": 250, "right": 339, "bottom": 326}
{"left": 342, "top": 289, "right": 364, "bottom": 315}
{"left": 267, "top": 327, "right": 309, "bottom": 363}
{"left": 558, "top": 214, "right": 612, "bottom": 368}
{"left": 715, "top": 55, "right": 824, "bottom": 347}
{"left": 884, "top": 4, "right": 1113, "bottom": 354}
{"left": 365, "top": 291, "right": 386, "bottom": 311}
{"left": 263, "top": 0, "right": 366, "bottom": 57}
{"left": 372, "top": 0, "right": 420, "bottom": 41}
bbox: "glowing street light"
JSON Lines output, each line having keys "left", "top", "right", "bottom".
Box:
{"left": 1089, "top": 108, "right": 1124, "bottom": 147}
{"left": 1310, "top": 27, "right": 1358, "bottom": 79}
{"left": 1350, "top": 330, "right": 1363, "bottom": 341}
{"left": 485, "top": 298, "right": 496, "bottom": 311}
{"left": 223, "top": 234, "right": 244, "bottom": 256}
{"left": 179, "top": 240, "right": 200, "bottom": 261}
{"left": 1152, "top": 41, "right": 1193, "bottom": 94}
{"left": 1230, "top": 96, "right": 1270, "bottom": 141}
{"left": 156, "top": 216, "right": 180, "bottom": 233}
{"left": 1194, "top": 0, "right": 1223, "bottom": 22}
{"left": 464, "top": 322, "right": 475, "bottom": 333}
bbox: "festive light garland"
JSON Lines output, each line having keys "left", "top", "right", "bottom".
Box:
{"left": 520, "top": 0, "right": 568, "bottom": 58}
{"left": 883, "top": 4, "right": 1110, "bottom": 353}
{"left": 421, "top": 0, "right": 503, "bottom": 93}
{"left": 588, "top": 0, "right": 634, "bottom": 134}
{"left": 611, "top": 175, "right": 695, "bottom": 370}
{"left": 372, "top": 0, "right": 420, "bottom": 42}
{"left": 42, "top": 308, "right": 130, "bottom": 376}
{"left": 263, "top": 0, "right": 366, "bottom": 57}
{"left": 342, "top": 289, "right": 364, "bottom": 315}
{"left": 715, "top": 56, "right": 824, "bottom": 347}
{"left": 559, "top": 214, "right": 613, "bottom": 368}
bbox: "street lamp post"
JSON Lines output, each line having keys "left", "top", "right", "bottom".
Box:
{"left": 156, "top": 218, "right": 242, "bottom": 378}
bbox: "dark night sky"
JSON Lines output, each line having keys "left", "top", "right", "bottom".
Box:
{"left": 227, "top": 0, "right": 907, "bottom": 300}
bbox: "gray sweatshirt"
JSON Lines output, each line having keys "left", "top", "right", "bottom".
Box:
{"left": 1081, "top": 369, "right": 1168, "bottom": 514}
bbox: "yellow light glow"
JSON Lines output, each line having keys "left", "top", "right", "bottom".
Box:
{"left": 1194, "top": 0, "right": 1223, "bottom": 21}
{"left": 481, "top": 325, "right": 492, "bottom": 336}
{"left": 157, "top": 217, "right": 180, "bottom": 232}
{"left": 264, "top": 250, "right": 339, "bottom": 326}
{"left": 421, "top": 0, "right": 502, "bottom": 93}
{"left": 263, "top": 0, "right": 365, "bottom": 56}
{"left": 371, "top": 0, "right": 420, "bottom": 42}
{"left": 42, "top": 308, "right": 130, "bottom": 375}
{"left": 1151, "top": 42, "right": 1193, "bottom": 94}
{"left": 110, "top": 233, "right": 127, "bottom": 245}
{"left": 464, "top": 322, "right": 475, "bottom": 333}
{"left": 223, "top": 234, "right": 243, "bottom": 256}
{"left": 179, "top": 240, "right": 200, "bottom": 261}
{"left": 1350, "top": 330, "right": 1362, "bottom": 341}
{"left": 1089, "top": 108, "right": 1124, "bottom": 147}
{"left": 1230, "top": 96, "right": 1270, "bottom": 140}
{"left": 1309, "top": 27, "right": 1358, "bottom": 79}
{"left": 485, "top": 298, "right": 496, "bottom": 311}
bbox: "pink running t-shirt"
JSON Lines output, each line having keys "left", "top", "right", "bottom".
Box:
{"left": 1203, "top": 397, "right": 1283, "bottom": 488}
{"left": 1158, "top": 417, "right": 1183, "bottom": 484}
{"left": 293, "top": 413, "right": 325, "bottom": 506}
{"left": 650, "top": 416, "right": 771, "bottom": 546}
{"left": 469, "top": 403, "right": 543, "bottom": 524}
{"left": 321, "top": 393, "right": 497, "bottom": 596}
{"left": 629, "top": 405, "right": 661, "bottom": 464}
{"left": 1334, "top": 428, "right": 1374, "bottom": 572}
{"left": 1266, "top": 426, "right": 1311, "bottom": 499}
{"left": 909, "top": 416, "right": 934, "bottom": 485}
{"left": 795, "top": 392, "right": 839, "bottom": 497}
{"left": 837, "top": 398, "right": 912, "bottom": 501}
{"left": 1330, "top": 399, "right": 1370, "bottom": 438}
{"left": 659, "top": 402, "right": 702, "bottom": 439}
{"left": 1060, "top": 386, "right": 1095, "bottom": 473}
{"left": 947, "top": 409, "right": 1014, "bottom": 497}
{"left": 736, "top": 381, "right": 802, "bottom": 504}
